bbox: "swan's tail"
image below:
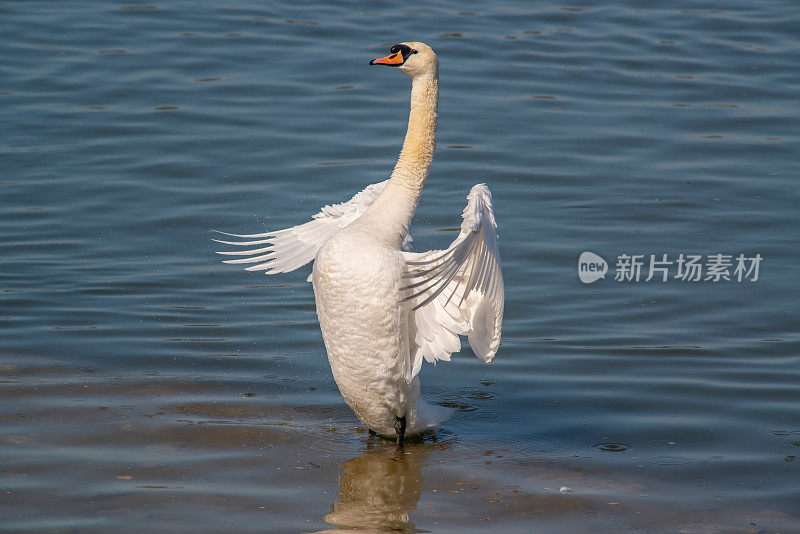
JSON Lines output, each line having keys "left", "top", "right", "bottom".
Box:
{"left": 407, "top": 399, "right": 454, "bottom": 437}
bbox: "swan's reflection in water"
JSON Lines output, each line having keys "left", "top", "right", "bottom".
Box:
{"left": 317, "top": 438, "right": 434, "bottom": 533}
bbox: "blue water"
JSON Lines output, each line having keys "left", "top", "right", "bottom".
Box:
{"left": 2, "top": 1, "right": 799, "bottom": 532}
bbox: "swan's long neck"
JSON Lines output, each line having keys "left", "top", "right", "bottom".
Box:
{"left": 390, "top": 72, "right": 438, "bottom": 194}
{"left": 361, "top": 72, "right": 439, "bottom": 246}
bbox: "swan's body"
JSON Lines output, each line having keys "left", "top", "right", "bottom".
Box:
{"left": 314, "top": 225, "right": 423, "bottom": 435}
{"left": 215, "top": 42, "right": 503, "bottom": 440}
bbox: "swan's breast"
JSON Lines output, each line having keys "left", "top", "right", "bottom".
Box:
{"left": 312, "top": 229, "right": 412, "bottom": 431}
{"left": 313, "top": 230, "right": 405, "bottom": 352}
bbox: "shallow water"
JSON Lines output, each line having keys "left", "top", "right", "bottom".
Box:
{"left": 2, "top": 1, "right": 799, "bottom": 532}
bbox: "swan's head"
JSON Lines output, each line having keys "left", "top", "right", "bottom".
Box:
{"left": 370, "top": 42, "right": 438, "bottom": 78}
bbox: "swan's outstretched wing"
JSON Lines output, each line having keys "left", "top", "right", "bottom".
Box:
{"left": 214, "top": 180, "right": 412, "bottom": 281}
{"left": 403, "top": 184, "right": 504, "bottom": 377}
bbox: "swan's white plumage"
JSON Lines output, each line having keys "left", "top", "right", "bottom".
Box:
{"left": 213, "top": 180, "right": 411, "bottom": 282}
{"left": 214, "top": 42, "right": 503, "bottom": 439}
{"left": 217, "top": 182, "right": 504, "bottom": 378}
{"left": 402, "top": 184, "right": 503, "bottom": 377}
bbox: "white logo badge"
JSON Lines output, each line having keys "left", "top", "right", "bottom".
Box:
{"left": 578, "top": 251, "right": 608, "bottom": 284}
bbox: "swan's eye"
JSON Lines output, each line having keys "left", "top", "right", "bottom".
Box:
{"left": 393, "top": 44, "right": 414, "bottom": 61}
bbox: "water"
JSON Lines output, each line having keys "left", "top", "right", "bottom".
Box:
{"left": 2, "top": 1, "right": 799, "bottom": 532}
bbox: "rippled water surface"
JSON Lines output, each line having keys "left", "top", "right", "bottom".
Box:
{"left": 2, "top": 1, "right": 799, "bottom": 532}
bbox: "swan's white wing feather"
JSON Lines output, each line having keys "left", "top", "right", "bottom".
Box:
{"left": 402, "top": 184, "right": 504, "bottom": 377}
{"left": 214, "top": 180, "right": 410, "bottom": 281}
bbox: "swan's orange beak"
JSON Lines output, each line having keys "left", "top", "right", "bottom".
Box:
{"left": 370, "top": 52, "right": 404, "bottom": 66}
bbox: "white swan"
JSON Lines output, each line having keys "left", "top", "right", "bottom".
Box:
{"left": 215, "top": 42, "right": 503, "bottom": 442}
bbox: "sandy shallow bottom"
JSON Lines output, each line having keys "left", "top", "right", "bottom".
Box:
{"left": 2, "top": 353, "right": 797, "bottom": 533}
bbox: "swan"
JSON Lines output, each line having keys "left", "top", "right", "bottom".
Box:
{"left": 214, "top": 42, "right": 503, "bottom": 443}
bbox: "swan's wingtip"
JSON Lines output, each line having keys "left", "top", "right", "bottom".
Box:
{"left": 210, "top": 230, "right": 276, "bottom": 239}
{"left": 470, "top": 182, "right": 490, "bottom": 192}
{"left": 210, "top": 230, "right": 243, "bottom": 237}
